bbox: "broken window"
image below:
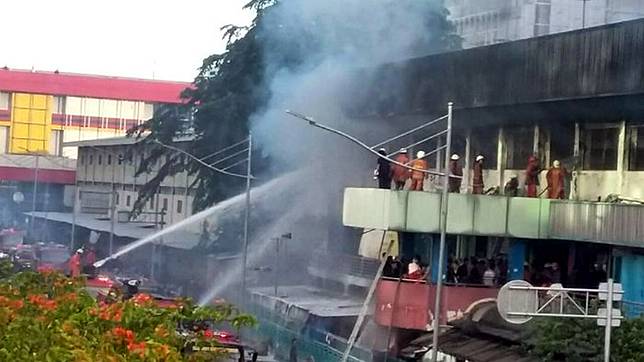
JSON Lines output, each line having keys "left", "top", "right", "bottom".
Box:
{"left": 505, "top": 127, "right": 534, "bottom": 169}
{"left": 549, "top": 123, "right": 575, "bottom": 167}
{"left": 628, "top": 125, "right": 644, "bottom": 171}
{"left": 582, "top": 126, "right": 618, "bottom": 170}
{"left": 470, "top": 127, "right": 498, "bottom": 169}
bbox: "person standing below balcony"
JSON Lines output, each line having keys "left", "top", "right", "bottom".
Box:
{"left": 546, "top": 160, "right": 567, "bottom": 199}
{"left": 68, "top": 249, "right": 83, "bottom": 278}
{"left": 472, "top": 155, "right": 485, "bottom": 194}
{"left": 374, "top": 148, "right": 392, "bottom": 189}
{"left": 410, "top": 151, "right": 428, "bottom": 191}
{"left": 448, "top": 154, "right": 462, "bottom": 193}
{"left": 391, "top": 148, "right": 410, "bottom": 190}
{"left": 524, "top": 155, "right": 541, "bottom": 197}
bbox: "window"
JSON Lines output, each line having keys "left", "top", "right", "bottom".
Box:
{"left": 176, "top": 200, "right": 183, "bottom": 214}
{"left": 52, "top": 96, "right": 66, "bottom": 114}
{"left": 628, "top": 125, "right": 644, "bottom": 171}
{"left": 583, "top": 127, "right": 619, "bottom": 170}
{"left": 98, "top": 155, "right": 103, "bottom": 165}
{"left": 0, "top": 92, "right": 9, "bottom": 110}
{"left": 163, "top": 198, "right": 168, "bottom": 211}
{"left": 89, "top": 154, "right": 94, "bottom": 165}
{"left": 115, "top": 193, "right": 120, "bottom": 205}
{"left": 550, "top": 124, "right": 575, "bottom": 167}
{"left": 126, "top": 195, "right": 131, "bottom": 207}
{"left": 506, "top": 127, "right": 534, "bottom": 169}
{"left": 470, "top": 128, "right": 498, "bottom": 169}
{"left": 80, "top": 155, "right": 85, "bottom": 165}
{"left": 149, "top": 197, "right": 154, "bottom": 210}
{"left": 107, "top": 154, "right": 112, "bottom": 165}
{"left": 118, "top": 154, "right": 123, "bottom": 165}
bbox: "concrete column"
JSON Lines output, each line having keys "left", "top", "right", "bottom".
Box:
{"left": 464, "top": 130, "right": 471, "bottom": 193}
{"left": 509, "top": 239, "right": 526, "bottom": 281}
{"left": 617, "top": 120, "right": 626, "bottom": 195}
{"left": 431, "top": 235, "right": 440, "bottom": 284}
{"left": 497, "top": 128, "right": 506, "bottom": 189}
{"left": 533, "top": 125, "right": 540, "bottom": 156}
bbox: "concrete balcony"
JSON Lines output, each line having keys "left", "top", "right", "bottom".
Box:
{"left": 374, "top": 278, "right": 498, "bottom": 331}
{"left": 343, "top": 188, "right": 644, "bottom": 246}
{"left": 343, "top": 188, "right": 550, "bottom": 239}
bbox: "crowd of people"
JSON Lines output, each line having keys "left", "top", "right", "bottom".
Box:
{"left": 382, "top": 253, "right": 510, "bottom": 287}
{"left": 374, "top": 148, "right": 568, "bottom": 199}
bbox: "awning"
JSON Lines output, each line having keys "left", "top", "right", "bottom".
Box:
{"left": 26, "top": 211, "right": 200, "bottom": 250}
{"left": 437, "top": 329, "right": 538, "bottom": 362}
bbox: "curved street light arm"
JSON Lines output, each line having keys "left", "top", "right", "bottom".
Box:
{"left": 286, "top": 110, "right": 462, "bottom": 179}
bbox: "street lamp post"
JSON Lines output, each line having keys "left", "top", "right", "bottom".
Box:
{"left": 430, "top": 102, "right": 453, "bottom": 362}
{"left": 240, "top": 133, "right": 253, "bottom": 295}
{"left": 30, "top": 154, "right": 40, "bottom": 238}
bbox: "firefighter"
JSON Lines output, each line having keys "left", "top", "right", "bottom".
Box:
{"left": 391, "top": 148, "right": 410, "bottom": 190}
{"left": 546, "top": 160, "right": 567, "bottom": 199}
{"left": 374, "top": 148, "right": 392, "bottom": 189}
{"left": 410, "top": 151, "right": 428, "bottom": 191}
{"left": 448, "top": 154, "right": 462, "bottom": 193}
{"left": 524, "top": 155, "right": 541, "bottom": 197}
{"left": 472, "top": 155, "right": 484, "bottom": 194}
{"left": 69, "top": 249, "right": 83, "bottom": 277}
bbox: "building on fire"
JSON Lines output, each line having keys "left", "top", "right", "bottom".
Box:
{"left": 334, "top": 18, "right": 644, "bottom": 359}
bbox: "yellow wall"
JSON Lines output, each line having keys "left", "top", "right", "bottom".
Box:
{"left": 10, "top": 93, "right": 52, "bottom": 154}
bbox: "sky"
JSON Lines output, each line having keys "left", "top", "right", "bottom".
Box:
{"left": 0, "top": 0, "right": 254, "bottom": 82}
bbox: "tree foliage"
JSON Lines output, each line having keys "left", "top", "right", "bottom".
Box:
{"left": 524, "top": 317, "right": 644, "bottom": 361}
{"left": 130, "top": 0, "right": 460, "bottom": 214}
{"left": 0, "top": 266, "right": 255, "bottom": 361}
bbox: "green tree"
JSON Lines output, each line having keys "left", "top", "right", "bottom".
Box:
{"left": 129, "top": 0, "right": 460, "bottom": 215}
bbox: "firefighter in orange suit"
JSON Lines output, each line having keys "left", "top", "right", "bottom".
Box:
{"left": 525, "top": 155, "right": 541, "bottom": 197}
{"left": 391, "top": 149, "right": 410, "bottom": 190}
{"left": 410, "top": 151, "right": 428, "bottom": 191}
{"left": 69, "top": 249, "right": 83, "bottom": 277}
{"left": 472, "top": 155, "right": 485, "bottom": 194}
{"left": 546, "top": 160, "right": 567, "bottom": 199}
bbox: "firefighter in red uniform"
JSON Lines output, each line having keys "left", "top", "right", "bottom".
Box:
{"left": 524, "top": 155, "right": 541, "bottom": 197}
{"left": 410, "top": 151, "right": 428, "bottom": 191}
{"left": 391, "top": 148, "right": 410, "bottom": 190}
{"left": 448, "top": 154, "right": 462, "bottom": 193}
{"left": 472, "top": 155, "right": 485, "bottom": 194}
{"left": 69, "top": 249, "right": 83, "bottom": 277}
{"left": 546, "top": 160, "right": 567, "bottom": 199}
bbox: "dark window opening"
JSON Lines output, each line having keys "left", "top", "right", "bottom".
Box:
{"left": 470, "top": 127, "right": 498, "bottom": 169}
{"left": 107, "top": 154, "right": 112, "bottom": 165}
{"left": 177, "top": 200, "right": 183, "bottom": 214}
{"left": 549, "top": 123, "right": 575, "bottom": 168}
{"left": 163, "top": 198, "right": 168, "bottom": 211}
{"left": 628, "top": 125, "right": 644, "bottom": 171}
{"left": 115, "top": 193, "right": 119, "bottom": 205}
{"left": 89, "top": 155, "right": 94, "bottom": 165}
{"left": 118, "top": 154, "right": 123, "bottom": 165}
{"left": 98, "top": 155, "right": 102, "bottom": 165}
{"left": 80, "top": 155, "right": 85, "bottom": 165}
{"left": 506, "top": 127, "right": 534, "bottom": 169}
{"left": 583, "top": 127, "right": 618, "bottom": 170}
{"left": 126, "top": 195, "right": 131, "bottom": 207}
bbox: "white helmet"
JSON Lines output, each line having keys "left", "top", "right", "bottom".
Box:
{"left": 553, "top": 160, "right": 561, "bottom": 168}
{"left": 450, "top": 154, "right": 460, "bottom": 161}
{"left": 417, "top": 151, "right": 425, "bottom": 159}
{"left": 127, "top": 279, "right": 140, "bottom": 287}
{"left": 476, "top": 155, "right": 484, "bottom": 162}
{"left": 400, "top": 148, "right": 408, "bottom": 154}
{"left": 76, "top": 248, "right": 84, "bottom": 254}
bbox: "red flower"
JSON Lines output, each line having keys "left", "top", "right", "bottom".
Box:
{"left": 127, "top": 341, "right": 147, "bottom": 357}
{"left": 131, "top": 293, "right": 152, "bottom": 305}
{"left": 203, "top": 329, "right": 214, "bottom": 339}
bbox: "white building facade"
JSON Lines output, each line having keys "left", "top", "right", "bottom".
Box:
{"left": 446, "top": 0, "right": 644, "bottom": 48}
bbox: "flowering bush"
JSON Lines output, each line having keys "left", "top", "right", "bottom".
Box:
{"left": 0, "top": 262, "right": 255, "bottom": 361}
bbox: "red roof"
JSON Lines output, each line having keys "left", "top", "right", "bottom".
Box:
{"left": 0, "top": 68, "right": 190, "bottom": 104}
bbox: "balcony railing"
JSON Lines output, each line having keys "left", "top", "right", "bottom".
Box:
{"left": 343, "top": 188, "right": 644, "bottom": 245}
{"left": 374, "top": 278, "right": 499, "bottom": 331}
